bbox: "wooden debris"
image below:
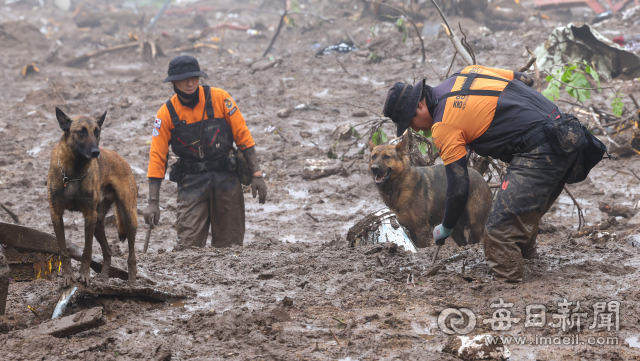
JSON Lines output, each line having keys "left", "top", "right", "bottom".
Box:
{"left": 598, "top": 202, "right": 637, "bottom": 218}
{"left": 0, "top": 204, "right": 19, "bottom": 223}
{"left": 7, "top": 307, "right": 106, "bottom": 339}
{"left": 168, "top": 43, "right": 218, "bottom": 53}
{"left": 40, "top": 307, "right": 105, "bottom": 337}
{"left": 0, "top": 221, "right": 153, "bottom": 283}
{"left": 0, "top": 245, "right": 8, "bottom": 316}
{"left": 65, "top": 42, "right": 139, "bottom": 67}
{"left": 302, "top": 159, "right": 345, "bottom": 180}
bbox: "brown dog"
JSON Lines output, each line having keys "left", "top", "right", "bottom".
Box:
{"left": 47, "top": 107, "right": 138, "bottom": 286}
{"left": 369, "top": 131, "right": 492, "bottom": 248}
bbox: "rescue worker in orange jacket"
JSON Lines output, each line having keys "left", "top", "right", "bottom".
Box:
{"left": 144, "top": 55, "right": 267, "bottom": 250}
{"left": 383, "top": 65, "right": 606, "bottom": 283}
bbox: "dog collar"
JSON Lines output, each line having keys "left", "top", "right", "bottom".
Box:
{"left": 58, "top": 159, "right": 89, "bottom": 187}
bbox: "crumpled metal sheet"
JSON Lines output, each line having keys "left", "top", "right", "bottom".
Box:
{"left": 534, "top": 22, "right": 640, "bottom": 80}
{"left": 347, "top": 208, "right": 417, "bottom": 253}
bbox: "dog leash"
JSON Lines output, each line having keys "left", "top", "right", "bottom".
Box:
{"left": 58, "top": 159, "right": 89, "bottom": 187}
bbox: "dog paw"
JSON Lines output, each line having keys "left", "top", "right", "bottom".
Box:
{"left": 61, "top": 274, "right": 74, "bottom": 288}
{"left": 78, "top": 272, "right": 91, "bottom": 285}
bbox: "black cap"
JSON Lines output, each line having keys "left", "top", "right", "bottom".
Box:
{"left": 383, "top": 79, "right": 424, "bottom": 137}
{"left": 163, "top": 55, "right": 209, "bottom": 83}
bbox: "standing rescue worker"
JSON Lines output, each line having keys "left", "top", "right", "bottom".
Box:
{"left": 383, "top": 65, "right": 606, "bottom": 283}
{"left": 144, "top": 55, "right": 267, "bottom": 250}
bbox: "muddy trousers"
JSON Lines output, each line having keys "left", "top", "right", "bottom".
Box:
{"left": 0, "top": 245, "right": 9, "bottom": 315}
{"left": 174, "top": 170, "right": 245, "bottom": 250}
{"left": 484, "top": 143, "right": 578, "bottom": 283}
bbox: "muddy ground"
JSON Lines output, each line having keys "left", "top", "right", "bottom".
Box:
{"left": 1, "top": 0, "right": 640, "bottom": 359}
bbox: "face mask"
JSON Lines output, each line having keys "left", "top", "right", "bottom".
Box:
{"left": 173, "top": 83, "right": 200, "bottom": 101}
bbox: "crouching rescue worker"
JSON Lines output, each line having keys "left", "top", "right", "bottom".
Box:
{"left": 383, "top": 65, "right": 608, "bottom": 283}
{"left": 144, "top": 55, "right": 267, "bottom": 250}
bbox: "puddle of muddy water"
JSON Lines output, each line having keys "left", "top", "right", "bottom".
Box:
{"left": 167, "top": 300, "right": 186, "bottom": 308}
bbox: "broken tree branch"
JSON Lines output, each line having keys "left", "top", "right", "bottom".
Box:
{"left": 144, "top": 0, "right": 172, "bottom": 32}
{"left": 263, "top": 0, "right": 287, "bottom": 57}
{"left": 65, "top": 42, "right": 139, "bottom": 67}
{"left": 457, "top": 22, "right": 475, "bottom": 65}
{"left": 0, "top": 204, "right": 19, "bottom": 224}
{"left": 429, "top": 0, "right": 472, "bottom": 65}
{"left": 589, "top": 108, "right": 621, "bottom": 148}
{"left": 564, "top": 186, "right": 585, "bottom": 230}
{"left": 336, "top": 58, "right": 352, "bottom": 77}
{"left": 168, "top": 43, "right": 219, "bottom": 52}
{"left": 517, "top": 44, "right": 541, "bottom": 93}
{"left": 365, "top": 0, "right": 427, "bottom": 63}
{"left": 445, "top": 52, "right": 457, "bottom": 79}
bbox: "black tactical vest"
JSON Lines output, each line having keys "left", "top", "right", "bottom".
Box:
{"left": 166, "top": 86, "right": 234, "bottom": 163}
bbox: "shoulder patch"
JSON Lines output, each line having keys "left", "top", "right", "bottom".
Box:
{"left": 224, "top": 98, "right": 233, "bottom": 109}
{"left": 228, "top": 106, "right": 237, "bottom": 116}
{"left": 152, "top": 128, "right": 159, "bottom": 137}
{"left": 154, "top": 117, "right": 162, "bottom": 129}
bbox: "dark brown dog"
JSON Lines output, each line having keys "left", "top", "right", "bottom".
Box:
{"left": 47, "top": 107, "right": 138, "bottom": 286}
{"left": 369, "top": 131, "right": 492, "bottom": 248}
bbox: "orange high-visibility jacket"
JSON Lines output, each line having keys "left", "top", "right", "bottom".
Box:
{"left": 147, "top": 86, "right": 255, "bottom": 178}
{"left": 430, "top": 65, "right": 549, "bottom": 164}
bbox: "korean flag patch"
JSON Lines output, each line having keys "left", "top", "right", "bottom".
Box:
{"left": 152, "top": 128, "right": 159, "bottom": 137}
{"left": 154, "top": 117, "right": 162, "bottom": 129}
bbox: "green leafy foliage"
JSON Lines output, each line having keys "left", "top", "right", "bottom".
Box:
{"left": 290, "top": 0, "right": 300, "bottom": 13}
{"left": 396, "top": 18, "right": 407, "bottom": 43}
{"left": 542, "top": 61, "right": 624, "bottom": 116}
{"left": 610, "top": 94, "right": 624, "bottom": 117}
{"left": 565, "top": 72, "right": 590, "bottom": 102}
{"left": 351, "top": 126, "right": 360, "bottom": 139}
{"left": 372, "top": 128, "right": 388, "bottom": 145}
{"left": 414, "top": 129, "right": 433, "bottom": 155}
{"left": 541, "top": 75, "right": 560, "bottom": 101}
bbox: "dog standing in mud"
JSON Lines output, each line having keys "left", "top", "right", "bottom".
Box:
{"left": 48, "top": 107, "right": 138, "bottom": 286}
{"left": 369, "top": 131, "right": 492, "bottom": 248}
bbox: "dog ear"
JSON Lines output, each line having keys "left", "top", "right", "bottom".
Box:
{"left": 368, "top": 139, "right": 376, "bottom": 152}
{"left": 55, "top": 107, "right": 71, "bottom": 131}
{"left": 395, "top": 129, "right": 411, "bottom": 155}
{"left": 96, "top": 111, "right": 107, "bottom": 128}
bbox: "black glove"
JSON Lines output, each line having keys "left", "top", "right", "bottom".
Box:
{"left": 143, "top": 178, "right": 161, "bottom": 225}
{"left": 252, "top": 176, "right": 267, "bottom": 204}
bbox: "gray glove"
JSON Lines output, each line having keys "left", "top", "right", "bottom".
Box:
{"left": 242, "top": 146, "right": 267, "bottom": 204}
{"left": 252, "top": 176, "right": 267, "bottom": 204}
{"left": 143, "top": 178, "right": 162, "bottom": 225}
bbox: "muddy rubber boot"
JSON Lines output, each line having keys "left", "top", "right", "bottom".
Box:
{"left": 484, "top": 143, "right": 578, "bottom": 283}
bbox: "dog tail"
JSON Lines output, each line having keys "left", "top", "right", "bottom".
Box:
{"left": 114, "top": 198, "right": 137, "bottom": 243}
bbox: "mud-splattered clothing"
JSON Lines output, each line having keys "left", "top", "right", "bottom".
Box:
{"left": 484, "top": 142, "right": 578, "bottom": 282}
{"left": 429, "top": 65, "right": 548, "bottom": 165}
{"left": 174, "top": 170, "right": 245, "bottom": 250}
{"left": 148, "top": 86, "right": 255, "bottom": 249}
{"left": 147, "top": 86, "right": 255, "bottom": 179}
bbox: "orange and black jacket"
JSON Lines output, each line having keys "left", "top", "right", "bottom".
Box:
{"left": 147, "top": 86, "right": 255, "bottom": 179}
{"left": 430, "top": 66, "right": 558, "bottom": 229}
